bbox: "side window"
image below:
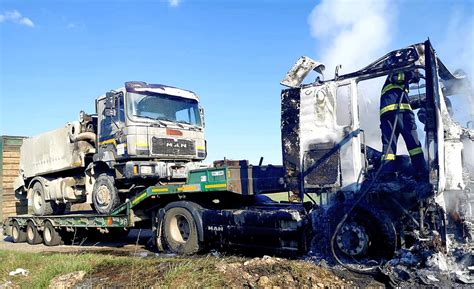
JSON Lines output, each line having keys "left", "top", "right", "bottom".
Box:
{"left": 100, "top": 100, "right": 113, "bottom": 138}
{"left": 117, "top": 95, "right": 125, "bottom": 123}
{"left": 336, "top": 84, "right": 352, "bottom": 126}
{"left": 100, "top": 95, "right": 123, "bottom": 140}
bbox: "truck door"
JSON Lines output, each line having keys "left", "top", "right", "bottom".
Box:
{"left": 424, "top": 40, "right": 442, "bottom": 189}
{"left": 97, "top": 91, "right": 125, "bottom": 161}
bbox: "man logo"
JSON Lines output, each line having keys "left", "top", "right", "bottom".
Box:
{"left": 166, "top": 142, "right": 187, "bottom": 148}
{"left": 207, "top": 225, "right": 224, "bottom": 232}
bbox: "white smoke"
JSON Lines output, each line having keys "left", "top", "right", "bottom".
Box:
{"left": 308, "top": 0, "right": 396, "bottom": 152}
{"left": 308, "top": 0, "right": 395, "bottom": 75}
{"left": 437, "top": 9, "right": 474, "bottom": 195}
{"left": 438, "top": 9, "right": 474, "bottom": 126}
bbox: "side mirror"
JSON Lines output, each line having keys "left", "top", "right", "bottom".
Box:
{"left": 104, "top": 91, "right": 123, "bottom": 117}
{"left": 105, "top": 92, "right": 116, "bottom": 109}
{"left": 104, "top": 108, "right": 116, "bottom": 117}
{"left": 199, "top": 106, "right": 205, "bottom": 127}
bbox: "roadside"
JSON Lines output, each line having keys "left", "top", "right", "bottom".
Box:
{"left": 1, "top": 228, "right": 384, "bottom": 288}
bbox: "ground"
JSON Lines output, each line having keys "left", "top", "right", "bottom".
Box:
{"left": 0, "top": 228, "right": 384, "bottom": 288}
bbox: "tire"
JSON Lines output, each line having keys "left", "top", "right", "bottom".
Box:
{"left": 329, "top": 203, "right": 397, "bottom": 261}
{"left": 92, "top": 173, "right": 120, "bottom": 214}
{"left": 32, "top": 182, "right": 54, "bottom": 216}
{"left": 43, "top": 221, "right": 62, "bottom": 246}
{"left": 11, "top": 221, "right": 26, "bottom": 243}
{"left": 163, "top": 207, "right": 200, "bottom": 255}
{"left": 26, "top": 221, "right": 43, "bottom": 245}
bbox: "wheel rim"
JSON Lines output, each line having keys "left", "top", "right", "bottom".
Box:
{"left": 33, "top": 190, "right": 42, "bottom": 211}
{"left": 27, "top": 225, "right": 35, "bottom": 241}
{"left": 336, "top": 221, "right": 369, "bottom": 257}
{"left": 170, "top": 214, "right": 190, "bottom": 243}
{"left": 44, "top": 226, "right": 52, "bottom": 242}
{"left": 12, "top": 226, "right": 19, "bottom": 240}
{"left": 96, "top": 185, "right": 111, "bottom": 208}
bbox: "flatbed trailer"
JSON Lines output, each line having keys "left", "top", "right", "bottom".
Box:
{"left": 3, "top": 162, "right": 309, "bottom": 255}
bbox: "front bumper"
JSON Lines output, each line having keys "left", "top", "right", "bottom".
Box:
{"left": 120, "top": 160, "right": 200, "bottom": 180}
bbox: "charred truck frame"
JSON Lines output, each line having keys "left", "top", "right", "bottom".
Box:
{"left": 3, "top": 40, "right": 474, "bottom": 265}
{"left": 280, "top": 39, "right": 473, "bottom": 268}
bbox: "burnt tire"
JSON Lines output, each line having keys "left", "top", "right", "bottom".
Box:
{"left": 32, "top": 182, "right": 54, "bottom": 216}
{"left": 92, "top": 173, "right": 120, "bottom": 215}
{"left": 11, "top": 221, "right": 26, "bottom": 243}
{"left": 43, "top": 221, "right": 62, "bottom": 246}
{"left": 26, "top": 221, "right": 43, "bottom": 245}
{"left": 163, "top": 207, "right": 200, "bottom": 255}
{"left": 329, "top": 203, "right": 397, "bottom": 261}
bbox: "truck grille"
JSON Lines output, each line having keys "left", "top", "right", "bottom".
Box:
{"left": 151, "top": 137, "right": 195, "bottom": 156}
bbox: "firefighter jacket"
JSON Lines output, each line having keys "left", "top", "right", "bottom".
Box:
{"left": 379, "top": 70, "right": 419, "bottom": 116}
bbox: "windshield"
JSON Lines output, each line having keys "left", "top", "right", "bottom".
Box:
{"left": 127, "top": 92, "right": 202, "bottom": 127}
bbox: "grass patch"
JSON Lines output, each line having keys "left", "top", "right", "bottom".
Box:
{"left": 0, "top": 250, "right": 119, "bottom": 288}
{"left": 265, "top": 192, "right": 289, "bottom": 202}
{"left": 0, "top": 250, "right": 241, "bottom": 288}
{"left": 0, "top": 250, "right": 353, "bottom": 288}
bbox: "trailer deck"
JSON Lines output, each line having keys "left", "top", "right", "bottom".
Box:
{"left": 3, "top": 162, "right": 306, "bottom": 255}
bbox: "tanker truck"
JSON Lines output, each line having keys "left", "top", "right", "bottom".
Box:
{"left": 13, "top": 81, "right": 207, "bottom": 215}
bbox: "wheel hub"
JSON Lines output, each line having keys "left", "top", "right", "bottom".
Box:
{"left": 12, "top": 227, "right": 19, "bottom": 239}
{"left": 96, "top": 185, "right": 111, "bottom": 207}
{"left": 44, "top": 227, "right": 51, "bottom": 242}
{"left": 170, "top": 215, "right": 190, "bottom": 243}
{"left": 336, "top": 222, "right": 369, "bottom": 256}
{"left": 27, "top": 226, "right": 34, "bottom": 241}
{"left": 33, "top": 190, "right": 42, "bottom": 209}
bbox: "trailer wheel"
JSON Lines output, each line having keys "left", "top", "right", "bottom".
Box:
{"left": 43, "top": 221, "right": 62, "bottom": 246}
{"left": 32, "top": 182, "right": 54, "bottom": 216}
{"left": 163, "top": 207, "right": 200, "bottom": 255}
{"left": 92, "top": 174, "right": 120, "bottom": 214}
{"left": 11, "top": 221, "right": 27, "bottom": 243}
{"left": 26, "top": 221, "right": 43, "bottom": 245}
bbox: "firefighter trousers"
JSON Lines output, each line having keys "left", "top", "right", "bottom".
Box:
{"left": 380, "top": 111, "right": 427, "bottom": 179}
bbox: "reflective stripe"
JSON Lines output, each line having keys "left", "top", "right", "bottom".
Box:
{"left": 382, "top": 154, "right": 396, "bottom": 161}
{"left": 380, "top": 103, "right": 412, "bottom": 115}
{"left": 381, "top": 83, "right": 408, "bottom": 95}
{"left": 397, "top": 72, "right": 405, "bottom": 82}
{"left": 99, "top": 138, "right": 116, "bottom": 146}
{"left": 408, "top": 147, "right": 423, "bottom": 156}
{"left": 204, "top": 183, "right": 227, "bottom": 189}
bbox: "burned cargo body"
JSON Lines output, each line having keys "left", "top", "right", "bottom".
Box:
{"left": 280, "top": 40, "right": 474, "bottom": 267}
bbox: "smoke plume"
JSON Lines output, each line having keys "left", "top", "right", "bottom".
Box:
{"left": 308, "top": 0, "right": 394, "bottom": 75}
{"left": 308, "top": 0, "right": 396, "bottom": 151}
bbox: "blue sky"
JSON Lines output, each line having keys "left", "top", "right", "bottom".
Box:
{"left": 1, "top": 0, "right": 473, "bottom": 164}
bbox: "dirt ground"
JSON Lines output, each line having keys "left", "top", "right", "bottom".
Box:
{"left": 1, "top": 228, "right": 385, "bottom": 288}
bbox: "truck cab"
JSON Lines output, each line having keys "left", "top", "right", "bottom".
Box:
{"left": 95, "top": 81, "right": 207, "bottom": 183}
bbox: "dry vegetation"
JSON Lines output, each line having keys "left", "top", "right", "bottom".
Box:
{"left": 0, "top": 250, "right": 366, "bottom": 288}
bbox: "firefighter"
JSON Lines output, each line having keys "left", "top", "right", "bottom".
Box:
{"left": 379, "top": 69, "right": 428, "bottom": 180}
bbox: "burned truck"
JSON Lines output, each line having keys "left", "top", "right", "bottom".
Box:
{"left": 14, "top": 81, "right": 207, "bottom": 215}
{"left": 4, "top": 40, "right": 473, "bottom": 273}
{"left": 281, "top": 39, "right": 474, "bottom": 267}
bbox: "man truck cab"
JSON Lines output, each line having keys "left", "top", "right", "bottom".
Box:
{"left": 15, "top": 81, "right": 208, "bottom": 215}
